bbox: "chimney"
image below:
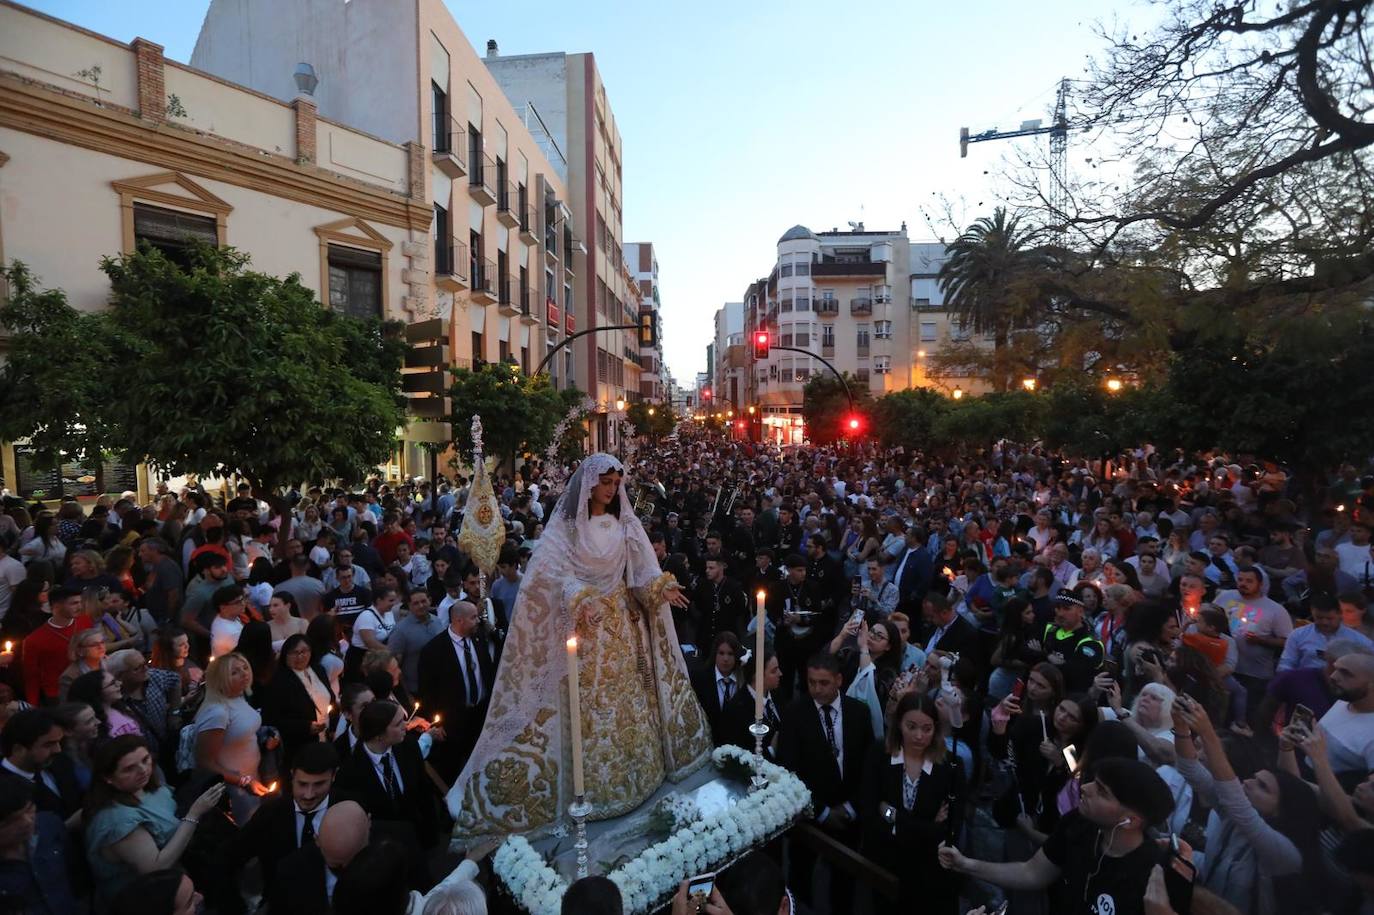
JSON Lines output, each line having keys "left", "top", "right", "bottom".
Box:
{"left": 486, "top": 39, "right": 499, "bottom": 58}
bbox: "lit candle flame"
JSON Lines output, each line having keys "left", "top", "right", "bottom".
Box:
{"left": 432, "top": 713, "right": 442, "bottom": 724}
{"left": 267, "top": 781, "right": 279, "bottom": 793}
{"left": 567, "top": 637, "right": 578, "bottom": 651}
{"left": 3, "top": 642, "right": 12, "bottom": 653}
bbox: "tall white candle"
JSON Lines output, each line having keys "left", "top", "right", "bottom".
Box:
{"left": 566, "top": 636, "right": 585, "bottom": 797}
{"left": 754, "top": 591, "right": 767, "bottom": 721}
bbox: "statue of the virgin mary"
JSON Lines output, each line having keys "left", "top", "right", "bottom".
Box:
{"left": 448, "top": 453, "right": 711, "bottom": 837}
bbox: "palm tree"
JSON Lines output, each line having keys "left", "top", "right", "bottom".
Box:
{"left": 937, "top": 207, "right": 1042, "bottom": 391}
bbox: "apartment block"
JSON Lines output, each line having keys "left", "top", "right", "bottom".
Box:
{"left": 483, "top": 48, "right": 637, "bottom": 450}
{"left": 191, "top": 0, "right": 579, "bottom": 417}
{"left": 746, "top": 224, "right": 988, "bottom": 444}
{"left": 0, "top": 1, "right": 433, "bottom": 493}
{"left": 625, "top": 242, "right": 666, "bottom": 403}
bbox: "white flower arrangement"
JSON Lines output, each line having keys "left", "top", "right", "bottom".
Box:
{"left": 492, "top": 746, "right": 811, "bottom": 915}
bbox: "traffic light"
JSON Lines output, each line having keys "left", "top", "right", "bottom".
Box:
{"left": 638, "top": 309, "right": 658, "bottom": 348}
{"left": 844, "top": 413, "right": 864, "bottom": 436}
{"left": 752, "top": 331, "right": 770, "bottom": 360}
{"left": 703, "top": 387, "right": 712, "bottom": 401}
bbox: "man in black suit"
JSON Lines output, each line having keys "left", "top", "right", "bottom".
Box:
{"left": 265, "top": 799, "right": 371, "bottom": 914}
{"left": 689, "top": 632, "right": 743, "bottom": 746}
{"left": 920, "top": 592, "right": 980, "bottom": 662}
{"left": 774, "top": 554, "right": 827, "bottom": 702}
{"left": 804, "top": 535, "right": 847, "bottom": 618}
{"left": 650, "top": 531, "right": 697, "bottom": 650}
{"left": 691, "top": 554, "right": 749, "bottom": 647}
{"left": 228, "top": 741, "right": 339, "bottom": 890}
{"left": 0, "top": 710, "right": 82, "bottom": 825}
{"left": 777, "top": 652, "right": 874, "bottom": 914}
{"left": 416, "top": 600, "right": 496, "bottom": 784}
{"left": 334, "top": 700, "right": 438, "bottom": 849}
{"left": 892, "top": 526, "right": 934, "bottom": 614}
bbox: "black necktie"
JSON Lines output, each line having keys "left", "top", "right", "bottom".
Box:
{"left": 766, "top": 697, "right": 779, "bottom": 728}
{"left": 822, "top": 705, "right": 839, "bottom": 757}
{"left": 380, "top": 753, "right": 399, "bottom": 800}
{"left": 722, "top": 679, "right": 733, "bottom": 704}
{"left": 300, "top": 808, "right": 317, "bottom": 845}
{"left": 463, "top": 638, "right": 480, "bottom": 706}
{"left": 30, "top": 770, "right": 42, "bottom": 792}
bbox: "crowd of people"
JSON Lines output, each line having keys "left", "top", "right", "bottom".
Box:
{"left": 1, "top": 428, "right": 1373, "bottom": 915}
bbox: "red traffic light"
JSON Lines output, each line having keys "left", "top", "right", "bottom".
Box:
{"left": 844, "top": 414, "right": 864, "bottom": 435}
{"left": 752, "top": 332, "right": 770, "bottom": 360}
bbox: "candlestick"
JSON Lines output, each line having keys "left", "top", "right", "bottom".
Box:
{"left": 566, "top": 637, "right": 585, "bottom": 797}
{"left": 754, "top": 590, "right": 767, "bottom": 722}
{"left": 569, "top": 796, "right": 592, "bottom": 878}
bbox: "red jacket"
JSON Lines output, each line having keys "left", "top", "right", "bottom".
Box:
{"left": 21, "top": 617, "right": 92, "bottom": 705}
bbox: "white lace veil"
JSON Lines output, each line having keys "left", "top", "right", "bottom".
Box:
{"left": 448, "top": 452, "right": 681, "bottom": 835}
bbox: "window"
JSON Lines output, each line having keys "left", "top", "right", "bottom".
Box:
{"left": 496, "top": 158, "right": 509, "bottom": 209}
{"left": 468, "top": 126, "right": 483, "bottom": 181}
{"left": 856, "top": 367, "right": 871, "bottom": 383}
{"left": 327, "top": 245, "right": 383, "bottom": 319}
{"left": 875, "top": 320, "right": 892, "bottom": 339}
{"left": 780, "top": 263, "right": 793, "bottom": 278}
{"left": 598, "top": 348, "right": 609, "bottom": 382}
{"left": 874, "top": 356, "right": 891, "bottom": 374}
{"left": 499, "top": 339, "right": 511, "bottom": 363}
{"left": 431, "top": 81, "right": 449, "bottom": 152}
{"left": 920, "top": 321, "right": 938, "bottom": 342}
{"left": 132, "top": 203, "right": 217, "bottom": 265}
{"left": 822, "top": 325, "right": 835, "bottom": 348}
{"left": 856, "top": 326, "right": 871, "bottom": 348}
{"left": 912, "top": 297, "right": 931, "bottom": 309}
{"left": 951, "top": 322, "right": 971, "bottom": 341}
{"left": 470, "top": 230, "right": 483, "bottom": 284}
{"left": 795, "top": 330, "right": 810, "bottom": 347}
{"left": 471, "top": 331, "right": 484, "bottom": 364}
{"left": 433, "top": 203, "right": 450, "bottom": 273}
{"left": 780, "top": 297, "right": 793, "bottom": 313}
{"left": 795, "top": 295, "right": 810, "bottom": 312}
{"left": 795, "top": 259, "right": 810, "bottom": 276}
{"left": 521, "top": 346, "right": 529, "bottom": 373}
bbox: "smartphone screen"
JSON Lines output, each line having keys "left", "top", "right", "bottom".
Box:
{"left": 1010, "top": 678, "right": 1027, "bottom": 700}
{"left": 1291, "top": 703, "right": 1315, "bottom": 731}
{"left": 687, "top": 872, "right": 715, "bottom": 900}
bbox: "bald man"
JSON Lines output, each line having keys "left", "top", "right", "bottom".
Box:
{"left": 417, "top": 600, "right": 496, "bottom": 782}
{"left": 266, "top": 799, "right": 371, "bottom": 912}
{"left": 1319, "top": 651, "right": 1374, "bottom": 775}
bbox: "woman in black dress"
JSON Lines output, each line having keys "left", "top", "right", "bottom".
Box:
{"left": 861, "top": 691, "right": 967, "bottom": 914}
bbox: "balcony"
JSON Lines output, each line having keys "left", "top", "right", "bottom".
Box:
{"left": 468, "top": 154, "right": 498, "bottom": 207}
{"left": 816, "top": 300, "right": 840, "bottom": 317}
{"left": 544, "top": 224, "right": 559, "bottom": 263}
{"left": 470, "top": 258, "right": 497, "bottom": 304}
{"left": 431, "top": 116, "right": 468, "bottom": 179}
{"left": 434, "top": 240, "right": 469, "bottom": 291}
{"left": 811, "top": 260, "right": 887, "bottom": 278}
{"left": 519, "top": 289, "right": 538, "bottom": 325}
{"left": 519, "top": 205, "right": 539, "bottom": 244}
{"left": 496, "top": 182, "right": 519, "bottom": 228}
{"left": 497, "top": 274, "right": 520, "bottom": 316}
{"left": 546, "top": 298, "right": 561, "bottom": 328}
{"left": 850, "top": 297, "right": 874, "bottom": 316}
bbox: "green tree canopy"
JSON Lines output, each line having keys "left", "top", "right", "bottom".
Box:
{"left": 0, "top": 245, "right": 408, "bottom": 492}
{"left": 444, "top": 364, "right": 585, "bottom": 462}
{"left": 801, "top": 371, "right": 870, "bottom": 446}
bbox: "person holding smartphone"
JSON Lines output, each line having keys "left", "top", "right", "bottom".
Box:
{"left": 862, "top": 691, "right": 966, "bottom": 913}
{"left": 1171, "top": 692, "right": 1320, "bottom": 915}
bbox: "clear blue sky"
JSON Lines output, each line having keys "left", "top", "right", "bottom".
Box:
{"left": 25, "top": 0, "right": 1142, "bottom": 384}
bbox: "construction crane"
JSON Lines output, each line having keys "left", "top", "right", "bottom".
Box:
{"left": 960, "top": 77, "right": 1070, "bottom": 224}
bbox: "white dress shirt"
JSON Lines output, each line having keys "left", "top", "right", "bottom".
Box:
{"left": 1, "top": 759, "right": 56, "bottom": 795}
{"left": 715, "top": 670, "right": 736, "bottom": 707}
{"left": 295, "top": 798, "right": 329, "bottom": 845}
{"left": 363, "top": 743, "right": 404, "bottom": 794}
{"left": 814, "top": 696, "right": 854, "bottom": 822}
{"left": 448, "top": 630, "right": 483, "bottom": 704}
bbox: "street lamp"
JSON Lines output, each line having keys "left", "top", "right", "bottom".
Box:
{"left": 648, "top": 407, "right": 656, "bottom": 416}
{"left": 917, "top": 349, "right": 927, "bottom": 358}
{"left": 1105, "top": 378, "right": 1123, "bottom": 393}
{"left": 727, "top": 410, "right": 734, "bottom": 419}
{"left": 952, "top": 387, "right": 964, "bottom": 400}
{"left": 747, "top": 405, "right": 756, "bottom": 415}
{"left": 1021, "top": 378, "right": 1037, "bottom": 392}
{"left": 615, "top": 398, "right": 626, "bottom": 412}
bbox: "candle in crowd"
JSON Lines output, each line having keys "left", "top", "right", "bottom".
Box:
{"left": 754, "top": 590, "right": 767, "bottom": 722}
{"left": 566, "top": 636, "right": 585, "bottom": 797}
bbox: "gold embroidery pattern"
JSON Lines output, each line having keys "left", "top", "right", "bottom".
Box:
{"left": 451, "top": 568, "right": 711, "bottom": 836}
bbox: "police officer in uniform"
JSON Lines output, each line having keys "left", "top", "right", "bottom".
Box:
{"left": 1035, "top": 593, "right": 1104, "bottom": 693}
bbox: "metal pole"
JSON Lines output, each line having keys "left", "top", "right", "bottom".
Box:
{"left": 533, "top": 323, "right": 640, "bottom": 378}
{"left": 770, "top": 345, "right": 855, "bottom": 412}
